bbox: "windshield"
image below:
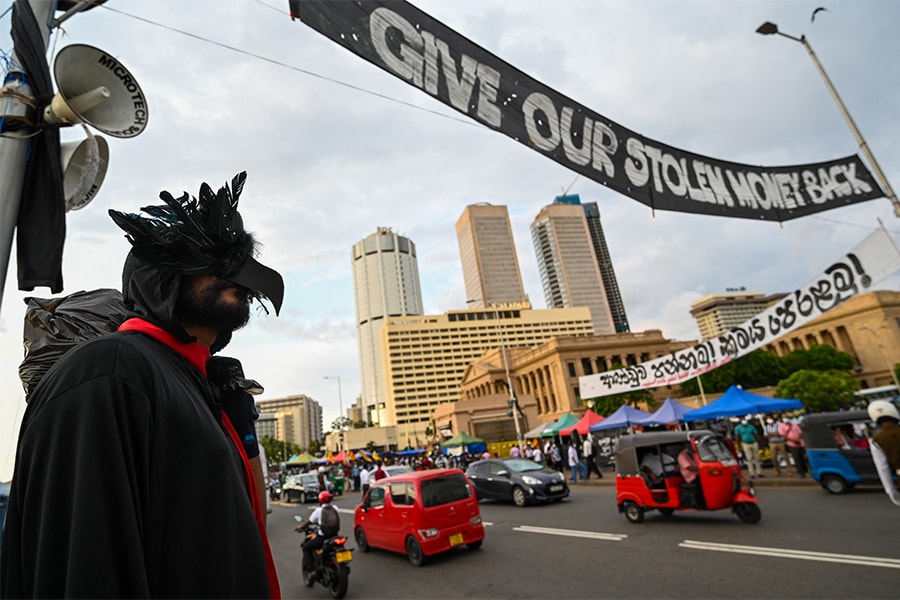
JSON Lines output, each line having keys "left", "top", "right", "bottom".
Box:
{"left": 503, "top": 458, "right": 544, "bottom": 473}
{"left": 695, "top": 435, "right": 738, "bottom": 465}
{"left": 300, "top": 475, "right": 318, "bottom": 486}
{"left": 420, "top": 473, "right": 473, "bottom": 507}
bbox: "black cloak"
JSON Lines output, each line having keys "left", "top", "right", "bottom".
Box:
{"left": 0, "top": 256, "right": 272, "bottom": 598}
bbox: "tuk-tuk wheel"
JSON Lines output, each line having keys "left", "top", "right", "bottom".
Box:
{"left": 623, "top": 501, "right": 644, "bottom": 523}
{"left": 822, "top": 474, "right": 849, "bottom": 495}
{"left": 734, "top": 502, "right": 761, "bottom": 524}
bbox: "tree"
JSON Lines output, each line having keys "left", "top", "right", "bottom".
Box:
{"left": 331, "top": 416, "right": 353, "bottom": 432}
{"left": 775, "top": 369, "right": 860, "bottom": 412}
{"left": 782, "top": 344, "right": 854, "bottom": 374}
{"left": 680, "top": 350, "right": 787, "bottom": 395}
{"left": 259, "top": 436, "right": 301, "bottom": 467}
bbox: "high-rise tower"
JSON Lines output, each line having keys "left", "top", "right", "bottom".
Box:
{"left": 352, "top": 227, "right": 424, "bottom": 425}
{"left": 530, "top": 202, "right": 615, "bottom": 335}
{"left": 456, "top": 204, "right": 527, "bottom": 308}
{"left": 555, "top": 194, "right": 630, "bottom": 332}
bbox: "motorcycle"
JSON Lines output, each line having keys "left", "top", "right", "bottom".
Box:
{"left": 294, "top": 516, "right": 352, "bottom": 599}
{"left": 269, "top": 480, "right": 282, "bottom": 501}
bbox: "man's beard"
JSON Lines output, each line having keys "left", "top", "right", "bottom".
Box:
{"left": 176, "top": 278, "right": 251, "bottom": 334}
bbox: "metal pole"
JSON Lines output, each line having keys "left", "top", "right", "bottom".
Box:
{"left": 0, "top": 1, "right": 56, "bottom": 315}
{"left": 494, "top": 305, "right": 524, "bottom": 452}
{"left": 758, "top": 23, "right": 900, "bottom": 218}
{"left": 324, "top": 376, "right": 344, "bottom": 452}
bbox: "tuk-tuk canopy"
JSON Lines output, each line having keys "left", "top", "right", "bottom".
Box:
{"left": 683, "top": 385, "right": 802, "bottom": 422}
{"left": 615, "top": 430, "right": 715, "bottom": 476}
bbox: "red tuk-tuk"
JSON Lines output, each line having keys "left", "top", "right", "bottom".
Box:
{"left": 615, "top": 430, "right": 760, "bottom": 524}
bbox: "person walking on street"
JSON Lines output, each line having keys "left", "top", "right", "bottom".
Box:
{"left": 583, "top": 433, "right": 603, "bottom": 479}
{"left": 550, "top": 442, "right": 563, "bottom": 472}
{"left": 359, "top": 463, "right": 371, "bottom": 498}
{"left": 1, "top": 172, "right": 284, "bottom": 599}
{"left": 735, "top": 418, "right": 763, "bottom": 479}
{"left": 764, "top": 416, "right": 790, "bottom": 476}
{"left": 780, "top": 417, "right": 808, "bottom": 478}
{"left": 567, "top": 441, "right": 582, "bottom": 484}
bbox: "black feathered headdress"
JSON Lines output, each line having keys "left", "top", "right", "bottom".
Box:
{"left": 109, "top": 172, "right": 283, "bottom": 315}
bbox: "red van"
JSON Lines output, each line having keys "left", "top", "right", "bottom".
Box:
{"left": 353, "top": 468, "right": 485, "bottom": 566}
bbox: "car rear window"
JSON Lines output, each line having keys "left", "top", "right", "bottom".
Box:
{"left": 420, "top": 473, "right": 473, "bottom": 508}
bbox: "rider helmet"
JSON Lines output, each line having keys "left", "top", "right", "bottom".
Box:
{"left": 867, "top": 400, "right": 900, "bottom": 424}
{"left": 318, "top": 466, "right": 326, "bottom": 474}
{"left": 318, "top": 490, "right": 333, "bottom": 504}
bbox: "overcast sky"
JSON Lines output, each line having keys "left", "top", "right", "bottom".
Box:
{"left": 2, "top": 0, "right": 899, "bottom": 480}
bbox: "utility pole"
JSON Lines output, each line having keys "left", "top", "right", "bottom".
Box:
{"left": 0, "top": 0, "right": 55, "bottom": 315}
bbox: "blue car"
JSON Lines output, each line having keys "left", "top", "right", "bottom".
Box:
{"left": 799, "top": 410, "right": 880, "bottom": 494}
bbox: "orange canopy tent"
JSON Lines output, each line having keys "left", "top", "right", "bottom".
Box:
{"left": 559, "top": 409, "right": 605, "bottom": 436}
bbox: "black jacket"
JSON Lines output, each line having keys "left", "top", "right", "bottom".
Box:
{"left": 0, "top": 330, "right": 271, "bottom": 598}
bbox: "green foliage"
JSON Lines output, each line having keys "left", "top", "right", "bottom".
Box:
{"left": 782, "top": 344, "right": 854, "bottom": 374}
{"left": 775, "top": 369, "right": 861, "bottom": 412}
{"left": 681, "top": 345, "right": 856, "bottom": 398}
{"left": 366, "top": 440, "right": 377, "bottom": 452}
{"left": 259, "top": 436, "right": 302, "bottom": 467}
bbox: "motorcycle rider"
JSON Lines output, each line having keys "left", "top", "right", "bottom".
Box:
{"left": 295, "top": 491, "right": 341, "bottom": 576}
{"left": 868, "top": 400, "right": 900, "bottom": 506}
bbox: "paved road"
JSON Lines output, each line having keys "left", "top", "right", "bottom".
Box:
{"left": 267, "top": 479, "right": 899, "bottom": 599}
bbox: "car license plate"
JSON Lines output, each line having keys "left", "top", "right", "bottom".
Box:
{"left": 449, "top": 533, "right": 464, "bottom": 547}
{"left": 550, "top": 484, "right": 563, "bottom": 492}
{"left": 335, "top": 550, "right": 352, "bottom": 563}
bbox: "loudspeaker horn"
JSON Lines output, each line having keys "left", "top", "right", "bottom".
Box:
{"left": 44, "top": 44, "right": 148, "bottom": 138}
{"left": 60, "top": 130, "right": 109, "bottom": 211}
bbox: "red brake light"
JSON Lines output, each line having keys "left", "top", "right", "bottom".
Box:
{"left": 334, "top": 537, "right": 347, "bottom": 545}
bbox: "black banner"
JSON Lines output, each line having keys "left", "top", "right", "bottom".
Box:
{"left": 288, "top": 1, "right": 885, "bottom": 221}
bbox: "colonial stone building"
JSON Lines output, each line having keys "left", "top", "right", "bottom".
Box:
{"left": 435, "top": 329, "right": 695, "bottom": 441}
{"left": 763, "top": 290, "right": 899, "bottom": 390}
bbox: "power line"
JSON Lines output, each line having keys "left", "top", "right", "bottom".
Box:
{"left": 93, "top": 1, "right": 482, "bottom": 130}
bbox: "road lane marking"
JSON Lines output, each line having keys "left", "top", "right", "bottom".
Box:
{"left": 680, "top": 540, "right": 900, "bottom": 569}
{"left": 514, "top": 525, "right": 627, "bottom": 541}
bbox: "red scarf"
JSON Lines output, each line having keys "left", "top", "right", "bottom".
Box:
{"left": 117, "top": 318, "right": 281, "bottom": 598}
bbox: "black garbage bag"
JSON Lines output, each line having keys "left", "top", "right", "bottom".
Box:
{"left": 19, "top": 288, "right": 127, "bottom": 398}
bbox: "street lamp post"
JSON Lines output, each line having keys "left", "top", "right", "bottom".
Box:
{"left": 494, "top": 306, "right": 525, "bottom": 453}
{"left": 755, "top": 21, "right": 900, "bottom": 218}
{"left": 859, "top": 324, "right": 900, "bottom": 390}
{"left": 324, "top": 376, "right": 344, "bottom": 452}
{"left": 467, "top": 299, "right": 525, "bottom": 452}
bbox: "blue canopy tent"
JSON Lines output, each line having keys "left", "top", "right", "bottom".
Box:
{"left": 683, "top": 385, "right": 802, "bottom": 422}
{"left": 589, "top": 404, "right": 652, "bottom": 432}
{"left": 639, "top": 398, "right": 693, "bottom": 426}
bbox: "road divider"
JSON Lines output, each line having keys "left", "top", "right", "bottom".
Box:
{"left": 679, "top": 540, "right": 900, "bottom": 569}
{"left": 514, "top": 525, "right": 627, "bottom": 542}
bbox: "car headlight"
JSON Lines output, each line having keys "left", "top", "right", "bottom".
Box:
{"left": 522, "top": 476, "right": 541, "bottom": 485}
